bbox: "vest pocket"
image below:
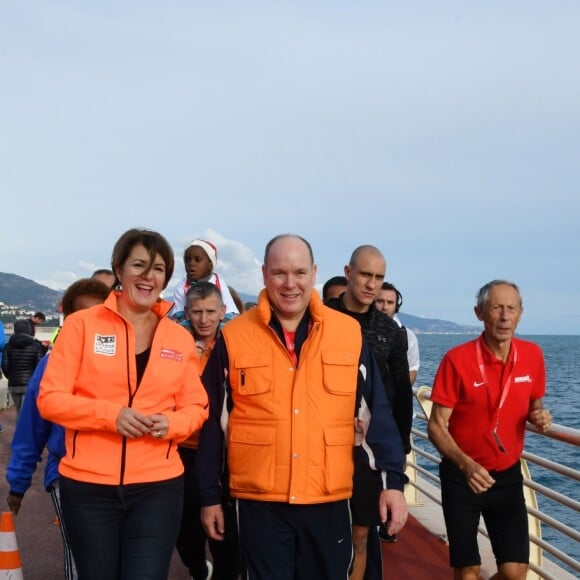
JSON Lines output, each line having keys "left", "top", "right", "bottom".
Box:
{"left": 228, "top": 423, "right": 275, "bottom": 492}
{"left": 231, "top": 356, "right": 273, "bottom": 395}
{"left": 323, "top": 425, "right": 355, "bottom": 493}
{"left": 322, "top": 351, "right": 358, "bottom": 395}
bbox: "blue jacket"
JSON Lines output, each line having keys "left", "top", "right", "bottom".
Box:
{"left": 6, "top": 355, "right": 64, "bottom": 494}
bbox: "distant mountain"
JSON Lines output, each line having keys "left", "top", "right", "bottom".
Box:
{"left": 399, "top": 312, "right": 480, "bottom": 334}
{"left": 0, "top": 273, "right": 480, "bottom": 334}
{"left": 240, "top": 290, "right": 479, "bottom": 334}
{"left": 0, "top": 272, "right": 61, "bottom": 312}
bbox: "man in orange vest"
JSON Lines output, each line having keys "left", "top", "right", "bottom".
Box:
{"left": 198, "top": 234, "right": 408, "bottom": 579}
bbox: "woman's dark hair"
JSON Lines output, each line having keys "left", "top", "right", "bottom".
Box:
{"left": 111, "top": 228, "right": 175, "bottom": 289}
{"left": 61, "top": 279, "right": 111, "bottom": 316}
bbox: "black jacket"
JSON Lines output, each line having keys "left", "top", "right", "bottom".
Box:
{"left": 327, "top": 296, "right": 413, "bottom": 453}
{"left": 1, "top": 333, "right": 46, "bottom": 388}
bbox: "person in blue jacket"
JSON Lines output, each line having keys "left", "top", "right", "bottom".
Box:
{"left": 0, "top": 320, "right": 5, "bottom": 354}
{"left": 5, "top": 278, "right": 111, "bottom": 580}
{"left": 0, "top": 320, "right": 5, "bottom": 432}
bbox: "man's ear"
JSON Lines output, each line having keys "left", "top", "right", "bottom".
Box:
{"left": 474, "top": 306, "right": 483, "bottom": 321}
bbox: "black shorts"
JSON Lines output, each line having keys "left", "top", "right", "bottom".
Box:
{"left": 440, "top": 459, "right": 529, "bottom": 568}
{"left": 350, "top": 460, "right": 381, "bottom": 527}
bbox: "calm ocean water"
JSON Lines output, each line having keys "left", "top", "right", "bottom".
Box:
{"left": 414, "top": 334, "right": 580, "bottom": 571}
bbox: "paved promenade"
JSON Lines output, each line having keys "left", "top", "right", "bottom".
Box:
{"left": 0, "top": 402, "right": 190, "bottom": 579}
{"left": 0, "top": 377, "right": 452, "bottom": 579}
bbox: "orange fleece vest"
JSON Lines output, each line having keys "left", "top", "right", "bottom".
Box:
{"left": 222, "top": 290, "right": 362, "bottom": 504}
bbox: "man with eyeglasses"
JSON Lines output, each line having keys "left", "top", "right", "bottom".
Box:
{"left": 428, "top": 280, "right": 552, "bottom": 580}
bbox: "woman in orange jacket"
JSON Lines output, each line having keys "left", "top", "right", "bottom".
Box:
{"left": 38, "top": 228, "right": 209, "bottom": 580}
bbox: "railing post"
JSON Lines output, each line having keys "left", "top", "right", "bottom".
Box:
{"left": 406, "top": 386, "right": 435, "bottom": 507}
{"left": 404, "top": 444, "right": 422, "bottom": 506}
{"left": 521, "top": 458, "right": 543, "bottom": 579}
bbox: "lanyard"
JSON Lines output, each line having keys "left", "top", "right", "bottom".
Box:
{"left": 476, "top": 338, "right": 518, "bottom": 414}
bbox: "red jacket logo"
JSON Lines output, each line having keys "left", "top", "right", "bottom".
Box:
{"left": 160, "top": 348, "right": 183, "bottom": 362}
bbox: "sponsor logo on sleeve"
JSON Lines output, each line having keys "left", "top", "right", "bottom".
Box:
{"left": 94, "top": 334, "right": 116, "bottom": 356}
{"left": 514, "top": 375, "right": 532, "bottom": 383}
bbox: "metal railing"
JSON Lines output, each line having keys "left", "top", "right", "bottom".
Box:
{"left": 408, "top": 386, "right": 580, "bottom": 579}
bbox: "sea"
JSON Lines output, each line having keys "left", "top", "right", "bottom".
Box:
{"left": 413, "top": 334, "right": 579, "bottom": 573}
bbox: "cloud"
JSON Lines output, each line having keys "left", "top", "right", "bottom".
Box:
{"left": 3, "top": 2, "right": 579, "bottom": 334}
{"left": 36, "top": 271, "right": 79, "bottom": 291}
{"left": 167, "top": 229, "right": 263, "bottom": 297}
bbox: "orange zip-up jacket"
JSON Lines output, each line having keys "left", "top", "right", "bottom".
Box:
{"left": 37, "top": 292, "right": 209, "bottom": 486}
{"left": 223, "top": 290, "right": 362, "bottom": 504}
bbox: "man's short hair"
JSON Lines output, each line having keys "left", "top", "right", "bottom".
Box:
{"left": 381, "top": 282, "right": 403, "bottom": 313}
{"left": 92, "top": 268, "right": 114, "bottom": 278}
{"left": 263, "top": 234, "right": 314, "bottom": 265}
{"left": 476, "top": 280, "right": 522, "bottom": 310}
{"left": 186, "top": 281, "right": 223, "bottom": 305}
{"left": 348, "top": 245, "right": 383, "bottom": 267}
{"left": 33, "top": 311, "right": 46, "bottom": 322}
{"left": 322, "top": 276, "right": 347, "bottom": 302}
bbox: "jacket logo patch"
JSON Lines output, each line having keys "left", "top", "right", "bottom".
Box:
{"left": 160, "top": 348, "right": 183, "bottom": 362}
{"left": 94, "top": 334, "right": 116, "bottom": 356}
{"left": 514, "top": 375, "right": 532, "bottom": 383}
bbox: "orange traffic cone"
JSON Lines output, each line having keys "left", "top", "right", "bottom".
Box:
{"left": 0, "top": 511, "right": 24, "bottom": 579}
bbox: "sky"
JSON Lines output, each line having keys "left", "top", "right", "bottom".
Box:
{"left": 1, "top": 1, "right": 579, "bottom": 334}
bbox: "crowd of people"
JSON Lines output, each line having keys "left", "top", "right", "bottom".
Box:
{"left": 2, "top": 229, "right": 551, "bottom": 580}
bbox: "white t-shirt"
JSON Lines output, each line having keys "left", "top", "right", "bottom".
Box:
{"left": 393, "top": 314, "right": 420, "bottom": 372}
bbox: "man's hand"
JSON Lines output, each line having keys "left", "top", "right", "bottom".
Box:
{"left": 462, "top": 461, "right": 495, "bottom": 494}
{"left": 378, "top": 489, "right": 407, "bottom": 536}
{"left": 201, "top": 504, "right": 225, "bottom": 541}
{"left": 7, "top": 493, "right": 23, "bottom": 515}
{"left": 529, "top": 407, "right": 552, "bottom": 433}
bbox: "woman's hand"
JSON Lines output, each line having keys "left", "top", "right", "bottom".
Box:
{"left": 116, "top": 407, "right": 154, "bottom": 438}
{"left": 149, "top": 413, "right": 169, "bottom": 440}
